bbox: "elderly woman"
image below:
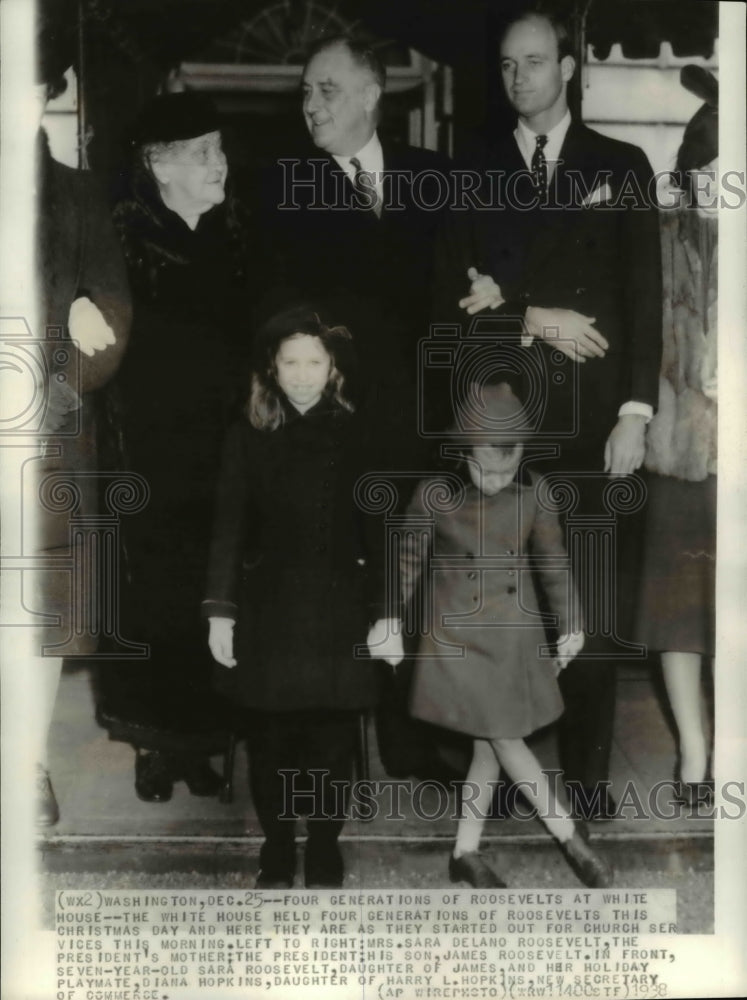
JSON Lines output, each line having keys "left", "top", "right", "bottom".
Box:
{"left": 96, "top": 92, "right": 253, "bottom": 802}
{"left": 635, "top": 67, "right": 718, "bottom": 806}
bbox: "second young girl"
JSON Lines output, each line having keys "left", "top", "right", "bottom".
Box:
{"left": 203, "top": 304, "right": 394, "bottom": 889}
{"left": 383, "top": 382, "right": 613, "bottom": 888}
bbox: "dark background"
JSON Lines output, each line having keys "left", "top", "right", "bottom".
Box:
{"left": 40, "top": 0, "right": 718, "bottom": 197}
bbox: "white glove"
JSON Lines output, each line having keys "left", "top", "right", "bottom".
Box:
{"left": 366, "top": 618, "right": 404, "bottom": 667}
{"left": 458, "top": 266, "right": 504, "bottom": 314}
{"left": 68, "top": 297, "right": 116, "bottom": 357}
{"left": 208, "top": 616, "right": 236, "bottom": 667}
{"left": 554, "top": 631, "right": 584, "bottom": 674}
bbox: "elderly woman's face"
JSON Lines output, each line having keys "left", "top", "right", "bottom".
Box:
{"left": 150, "top": 130, "right": 228, "bottom": 218}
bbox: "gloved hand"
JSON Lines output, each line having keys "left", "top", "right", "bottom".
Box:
{"left": 208, "top": 616, "right": 237, "bottom": 667}
{"left": 458, "top": 266, "right": 504, "bottom": 314}
{"left": 68, "top": 296, "right": 116, "bottom": 357}
{"left": 554, "top": 630, "right": 585, "bottom": 674}
{"left": 366, "top": 617, "right": 404, "bottom": 667}
{"left": 702, "top": 372, "right": 718, "bottom": 402}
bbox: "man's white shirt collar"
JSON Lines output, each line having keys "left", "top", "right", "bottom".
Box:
{"left": 514, "top": 110, "right": 571, "bottom": 178}
{"left": 332, "top": 132, "right": 384, "bottom": 197}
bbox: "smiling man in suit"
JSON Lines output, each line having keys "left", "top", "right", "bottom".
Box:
{"left": 265, "top": 35, "right": 452, "bottom": 388}
{"left": 435, "top": 5, "right": 662, "bottom": 819}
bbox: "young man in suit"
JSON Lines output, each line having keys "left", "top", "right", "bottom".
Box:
{"left": 435, "top": 6, "right": 662, "bottom": 818}
{"left": 260, "top": 35, "right": 464, "bottom": 782}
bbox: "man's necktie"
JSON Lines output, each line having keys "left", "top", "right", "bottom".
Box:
{"left": 531, "top": 134, "right": 549, "bottom": 201}
{"left": 350, "top": 156, "right": 381, "bottom": 217}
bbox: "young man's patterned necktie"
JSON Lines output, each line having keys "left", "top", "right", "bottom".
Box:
{"left": 531, "top": 134, "right": 549, "bottom": 201}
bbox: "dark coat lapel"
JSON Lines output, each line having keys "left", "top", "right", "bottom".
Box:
{"left": 379, "top": 140, "right": 444, "bottom": 217}
{"left": 315, "top": 153, "right": 381, "bottom": 231}
{"left": 518, "top": 120, "right": 602, "bottom": 279}
{"left": 380, "top": 140, "right": 403, "bottom": 217}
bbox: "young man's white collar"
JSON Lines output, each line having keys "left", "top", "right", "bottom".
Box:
{"left": 514, "top": 109, "right": 571, "bottom": 181}
{"left": 332, "top": 131, "right": 384, "bottom": 200}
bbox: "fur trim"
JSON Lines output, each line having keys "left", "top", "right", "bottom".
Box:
{"left": 645, "top": 209, "right": 717, "bottom": 481}
{"left": 646, "top": 379, "right": 716, "bottom": 481}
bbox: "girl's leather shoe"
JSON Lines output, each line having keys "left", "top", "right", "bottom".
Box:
{"left": 255, "top": 869, "right": 294, "bottom": 889}
{"left": 449, "top": 852, "right": 507, "bottom": 888}
{"left": 558, "top": 830, "right": 613, "bottom": 888}
{"left": 255, "top": 839, "right": 295, "bottom": 889}
{"left": 305, "top": 838, "right": 344, "bottom": 889}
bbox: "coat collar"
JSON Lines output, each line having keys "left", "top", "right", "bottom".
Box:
{"left": 457, "top": 457, "right": 534, "bottom": 495}
{"left": 281, "top": 394, "right": 348, "bottom": 425}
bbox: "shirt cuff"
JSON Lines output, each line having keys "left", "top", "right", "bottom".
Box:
{"left": 201, "top": 598, "right": 238, "bottom": 620}
{"left": 618, "top": 401, "right": 654, "bottom": 422}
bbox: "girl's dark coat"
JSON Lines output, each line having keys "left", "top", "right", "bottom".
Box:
{"left": 204, "top": 400, "right": 389, "bottom": 712}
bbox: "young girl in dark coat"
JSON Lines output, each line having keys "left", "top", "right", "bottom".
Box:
{"left": 376, "top": 382, "right": 613, "bottom": 888}
{"left": 204, "top": 304, "right": 393, "bottom": 889}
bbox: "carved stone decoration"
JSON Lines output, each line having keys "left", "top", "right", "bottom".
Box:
{"left": 178, "top": 0, "right": 422, "bottom": 96}
{"left": 197, "top": 0, "right": 407, "bottom": 67}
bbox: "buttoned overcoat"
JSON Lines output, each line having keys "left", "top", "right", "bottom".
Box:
{"left": 204, "top": 398, "right": 388, "bottom": 711}
{"left": 402, "top": 467, "right": 573, "bottom": 739}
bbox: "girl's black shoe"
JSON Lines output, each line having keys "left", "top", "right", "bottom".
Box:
{"left": 305, "top": 838, "right": 344, "bottom": 888}
{"left": 255, "top": 839, "right": 296, "bottom": 889}
{"left": 558, "top": 830, "right": 613, "bottom": 888}
{"left": 449, "top": 852, "right": 507, "bottom": 888}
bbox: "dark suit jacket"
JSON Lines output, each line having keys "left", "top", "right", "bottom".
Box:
{"left": 260, "top": 138, "right": 452, "bottom": 385}
{"left": 433, "top": 119, "right": 662, "bottom": 456}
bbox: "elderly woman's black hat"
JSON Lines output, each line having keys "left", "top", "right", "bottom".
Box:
{"left": 131, "top": 92, "right": 221, "bottom": 147}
